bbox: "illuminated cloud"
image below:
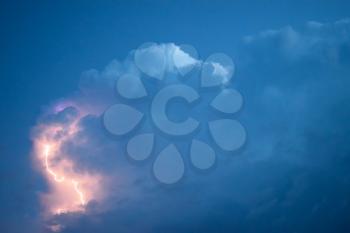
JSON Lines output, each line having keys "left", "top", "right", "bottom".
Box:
{"left": 32, "top": 107, "right": 106, "bottom": 216}
{"left": 31, "top": 43, "right": 204, "bottom": 231}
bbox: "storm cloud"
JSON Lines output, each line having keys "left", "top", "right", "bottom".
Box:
{"left": 25, "top": 18, "right": 350, "bottom": 233}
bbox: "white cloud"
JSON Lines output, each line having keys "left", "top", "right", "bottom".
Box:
{"left": 211, "top": 62, "right": 230, "bottom": 79}
{"left": 172, "top": 44, "right": 199, "bottom": 69}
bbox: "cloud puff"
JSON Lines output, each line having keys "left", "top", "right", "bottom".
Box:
{"left": 242, "top": 18, "right": 350, "bottom": 64}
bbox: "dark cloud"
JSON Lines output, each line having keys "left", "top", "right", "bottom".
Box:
{"left": 30, "top": 19, "right": 350, "bottom": 233}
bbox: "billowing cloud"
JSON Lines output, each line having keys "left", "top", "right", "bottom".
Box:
{"left": 30, "top": 19, "right": 350, "bottom": 233}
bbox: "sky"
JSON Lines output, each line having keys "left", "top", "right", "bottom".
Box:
{"left": 1, "top": 0, "right": 350, "bottom": 232}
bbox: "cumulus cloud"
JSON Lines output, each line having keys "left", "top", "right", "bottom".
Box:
{"left": 30, "top": 19, "right": 350, "bottom": 232}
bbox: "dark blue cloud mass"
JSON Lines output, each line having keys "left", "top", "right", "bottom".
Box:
{"left": 39, "top": 19, "right": 350, "bottom": 233}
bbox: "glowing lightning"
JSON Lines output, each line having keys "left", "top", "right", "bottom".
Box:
{"left": 42, "top": 143, "right": 87, "bottom": 210}
{"left": 33, "top": 106, "right": 105, "bottom": 222}
{"left": 72, "top": 180, "right": 86, "bottom": 205}
{"left": 44, "top": 144, "right": 65, "bottom": 182}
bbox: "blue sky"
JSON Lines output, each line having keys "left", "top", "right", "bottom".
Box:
{"left": 1, "top": 1, "right": 350, "bottom": 233}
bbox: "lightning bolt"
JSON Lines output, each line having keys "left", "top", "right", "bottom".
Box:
{"left": 42, "top": 143, "right": 87, "bottom": 212}
{"left": 72, "top": 180, "right": 85, "bottom": 205}
{"left": 32, "top": 104, "right": 108, "bottom": 233}
{"left": 33, "top": 105, "right": 105, "bottom": 225}
{"left": 44, "top": 145, "right": 65, "bottom": 182}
